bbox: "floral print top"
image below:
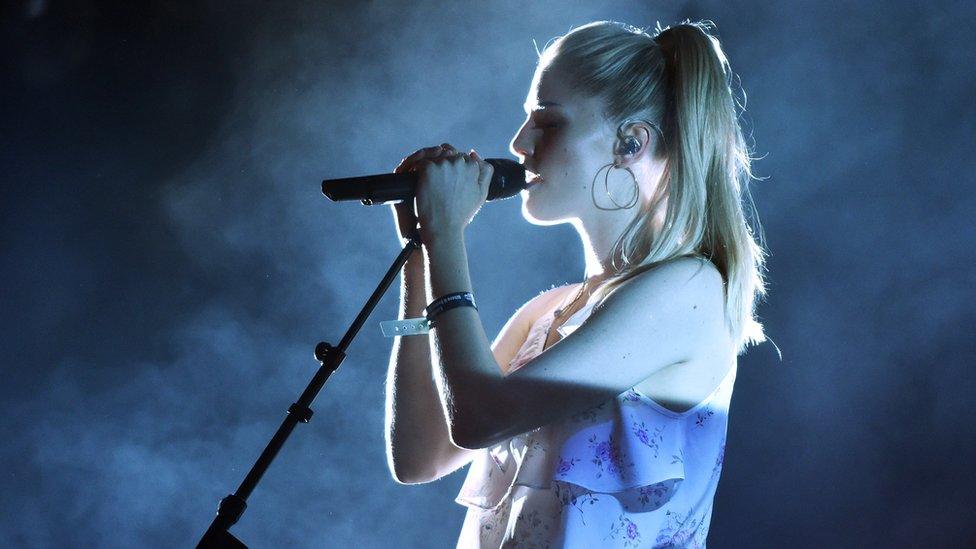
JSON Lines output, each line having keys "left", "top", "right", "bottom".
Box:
{"left": 454, "top": 292, "right": 737, "bottom": 548}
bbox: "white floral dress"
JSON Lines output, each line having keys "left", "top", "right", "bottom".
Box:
{"left": 455, "top": 294, "right": 737, "bottom": 548}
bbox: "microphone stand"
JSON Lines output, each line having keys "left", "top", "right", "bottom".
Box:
{"left": 197, "top": 232, "right": 423, "bottom": 548}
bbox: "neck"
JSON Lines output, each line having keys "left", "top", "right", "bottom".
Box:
{"left": 573, "top": 202, "right": 668, "bottom": 287}
{"left": 572, "top": 214, "right": 632, "bottom": 285}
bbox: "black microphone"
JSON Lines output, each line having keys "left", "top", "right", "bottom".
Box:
{"left": 321, "top": 158, "right": 527, "bottom": 205}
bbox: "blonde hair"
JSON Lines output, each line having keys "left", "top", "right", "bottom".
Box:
{"left": 538, "top": 20, "right": 770, "bottom": 355}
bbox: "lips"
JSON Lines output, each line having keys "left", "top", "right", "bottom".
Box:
{"left": 524, "top": 168, "right": 542, "bottom": 187}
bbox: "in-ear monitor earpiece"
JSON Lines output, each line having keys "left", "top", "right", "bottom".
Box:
{"left": 618, "top": 136, "right": 641, "bottom": 156}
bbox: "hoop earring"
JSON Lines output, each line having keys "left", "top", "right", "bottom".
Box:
{"left": 591, "top": 161, "right": 640, "bottom": 211}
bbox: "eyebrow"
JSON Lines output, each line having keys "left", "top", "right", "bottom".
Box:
{"left": 523, "top": 100, "right": 563, "bottom": 112}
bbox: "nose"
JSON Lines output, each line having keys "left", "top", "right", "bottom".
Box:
{"left": 509, "top": 118, "right": 532, "bottom": 160}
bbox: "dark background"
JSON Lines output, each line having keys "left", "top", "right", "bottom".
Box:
{"left": 2, "top": 0, "right": 974, "bottom": 546}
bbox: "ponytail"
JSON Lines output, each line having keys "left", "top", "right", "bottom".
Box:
{"left": 538, "top": 20, "right": 770, "bottom": 355}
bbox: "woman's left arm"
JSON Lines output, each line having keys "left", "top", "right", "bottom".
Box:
{"left": 425, "top": 237, "right": 727, "bottom": 451}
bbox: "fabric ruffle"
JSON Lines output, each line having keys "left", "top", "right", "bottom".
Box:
{"left": 549, "top": 391, "right": 686, "bottom": 493}
{"left": 455, "top": 388, "right": 689, "bottom": 512}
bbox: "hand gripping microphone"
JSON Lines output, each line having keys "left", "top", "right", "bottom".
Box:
{"left": 321, "top": 158, "right": 527, "bottom": 205}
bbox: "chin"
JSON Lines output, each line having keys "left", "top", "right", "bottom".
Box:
{"left": 520, "top": 193, "right": 572, "bottom": 226}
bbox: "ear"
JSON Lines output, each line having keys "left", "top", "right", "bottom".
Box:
{"left": 613, "top": 119, "right": 658, "bottom": 168}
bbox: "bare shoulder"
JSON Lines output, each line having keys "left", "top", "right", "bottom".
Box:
{"left": 611, "top": 255, "right": 725, "bottom": 308}
{"left": 669, "top": 255, "right": 726, "bottom": 296}
{"left": 625, "top": 257, "right": 733, "bottom": 412}
{"left": 674, "top": 256, "right": 727, "bottom": 324}
{"left": 609, "top": 255, "right": 729, "bottom": 358}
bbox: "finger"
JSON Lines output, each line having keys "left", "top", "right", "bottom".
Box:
{"left": 397, "top": 145, "right": 453, "bottom": 173}
{"left": 443, "top": 153, "right": 469, "bottom": 167}
{"left": 400, "top": 145, "right": 446, "bottom": 166}
{"left": 433, "top": 145, "right": 461, "bottom": 161}
{"left": 393, "top": 147, "right": 441, "bottom": 173}
{"left": 416, "top": 145, "right": 444, "bottom": 157}
{"left": 433, "top": 149, "right": 467, "bottom": 167}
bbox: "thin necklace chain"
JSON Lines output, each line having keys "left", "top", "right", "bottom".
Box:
{"left": 546, "top": 279, "right": 591, "bottom": 345}
{"left": 554, "top": 280, "right": 588, "bottom": 318}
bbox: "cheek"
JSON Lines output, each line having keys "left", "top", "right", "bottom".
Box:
{"left": 540, "top": 133, "right": 578, "bottom": 169}
{"left": 538, "top": 126, "right": 605, "bottom": 186}
{"left": 548, "top": 142, "right": 595, "bottom": 182}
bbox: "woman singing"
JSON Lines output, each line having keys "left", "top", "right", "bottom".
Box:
{"left": 385, "top": 19, "right": 769, "bottom": 548}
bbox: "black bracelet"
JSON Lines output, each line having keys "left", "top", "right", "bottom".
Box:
{"left": 424, "top": 291, "right": 477, "bottom": 327}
